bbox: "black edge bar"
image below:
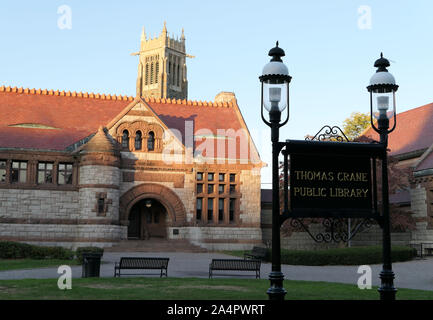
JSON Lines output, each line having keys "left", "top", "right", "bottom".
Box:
{"left": 280, "top": 140, "right": 385, "bottom": 158}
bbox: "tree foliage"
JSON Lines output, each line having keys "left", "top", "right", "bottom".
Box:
{"left": 342, "top": 112, "right": 370, "bottom": 141}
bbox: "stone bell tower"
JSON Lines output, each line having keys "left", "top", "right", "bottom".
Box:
{"left": 134, "top": 22, "right": 191, "bottom": 100}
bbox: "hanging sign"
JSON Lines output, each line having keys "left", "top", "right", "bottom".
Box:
{"left": 290, "top": 153, "right": 373, "bottom": 217}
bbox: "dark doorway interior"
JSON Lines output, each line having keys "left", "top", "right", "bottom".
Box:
{"left": 127, "top": 199, "right": 167, "bottom": 239}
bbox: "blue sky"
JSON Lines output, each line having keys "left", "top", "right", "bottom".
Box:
{"left": 1, "top": 0, "right": 432, "bottom": 187}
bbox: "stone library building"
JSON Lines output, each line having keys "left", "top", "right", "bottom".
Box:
{"left": 0, "top": 24, "right": 264, "bottom": 250}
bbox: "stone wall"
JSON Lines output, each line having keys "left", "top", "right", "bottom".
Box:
{"left": 410, "top": 183, "right": 433, "bottom": 245}
{"left": 78, "top": 164, "right": 120, "bottom": 220}
{"left": 411, "top": 187, "right": 427, "bottom": 219}
{"left": 239, "top": 169, "right": 261, "bottom": 225}
{"left": 163, "top": 170, "right": 195, "bottom": 222}
{"left": 0, "top": 165, "right": 124, "bottom": 247}
{"left": 78, "top": 188, "right": 120, "bottom": 220}
{"left": 79, "top": 165, "right": 120, "bottom": 186}
{"left": 0, "top": 189, "right": 79, "bottom": 219}
{"left": 0, "top": 223, "right": 127, "bottom": 249}
{"left": 168, "top": 226, "right": 263, "bottom": 250}
{"left": 0, "top": 162, "right": 262, "bottom": 250}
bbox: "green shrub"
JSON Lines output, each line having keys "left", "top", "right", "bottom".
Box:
{"left": 0, "top": 241, "right": 74, "bottom": 260}
{"left": 256, "top": 245, "right": 416, "bottom": 266}
{"left": 30, "top": 246, "right": 74, "bottom": 260}
{"left": 75, "top": 247, "right": 104, "bottom": 264}
{"left": 0, "top": 241, "right": 33, "bottom": 259}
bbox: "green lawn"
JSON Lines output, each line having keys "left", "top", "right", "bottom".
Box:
{"left": 0, "top": 277, "right": 432, "bottom": 300}
{"left": 0, "top": 259, "right": 80, "bottom": 271}
{"left": 222, "top": 250, "right": 246, "bottom": 258}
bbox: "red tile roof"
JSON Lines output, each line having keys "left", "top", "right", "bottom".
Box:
{"left": 0, "top": 127, "right": 92, "bottom": 150}
{"left": 0, "top": 86, "right": 131, "bottom": 150}
{"left": 361, "top": 102, "right": 433, "bottom": 156}
{"left": 0, "top": 86, "right": 257, "bottom": 161}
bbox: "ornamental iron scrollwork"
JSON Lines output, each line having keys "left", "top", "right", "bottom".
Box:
{"left": 305, "top": 125, "right": 350, "bottom": 142}
{"left": 289, "top": 217, "right": 375, "bottom": 244}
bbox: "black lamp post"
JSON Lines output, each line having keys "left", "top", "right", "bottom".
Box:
{"left": 367, "top": 53, "right": 399, "bottom": 301}
{"left": 259, "top": 42, "right": 292, "bottom": 300}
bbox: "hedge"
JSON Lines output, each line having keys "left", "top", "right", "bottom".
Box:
{"left": 0, "top": 241, "right": 74, "bottom": 260}
{"left": 75, "top": 247, "right": 104, "bottom": 264}
{"left": 258, "top": 245, "right": 416, "bottom": 266}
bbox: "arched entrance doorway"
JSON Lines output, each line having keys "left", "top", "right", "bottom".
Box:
{"left": 127, "top": 198, "right": 167, "bottom": 239}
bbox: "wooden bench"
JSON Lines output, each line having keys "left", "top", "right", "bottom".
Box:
{"left": 209, "top": 259, "right": 261, "bottom": 279}
{"left": 114, "top": 257, "right": 169, "bottom": 277}
{"left": 244, "top": 246, "right": 267, "bottom": 260}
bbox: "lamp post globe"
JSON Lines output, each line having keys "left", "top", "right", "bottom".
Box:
{"left": 367, "top": 53, "right": 399, "bottom": 133}
{"left": 260, "top": 42, "right": 292, "bottom": 128}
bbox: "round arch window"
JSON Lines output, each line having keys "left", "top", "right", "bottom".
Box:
{"left": 122, "top": 130, "right": 129, "bottom": 149}
{"left": 147, "top": 131, "right": 155, "bottom": 151}
{"left": 135, "top": 131, "right": 142, "bottom": 150}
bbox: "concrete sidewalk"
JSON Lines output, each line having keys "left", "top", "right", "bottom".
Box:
{"left": 0, "top": 252, "right": 432, "bottom": 292}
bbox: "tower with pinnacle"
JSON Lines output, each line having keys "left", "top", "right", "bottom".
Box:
{"left": 134, "top": 22, "right": 190, "bottom": 100}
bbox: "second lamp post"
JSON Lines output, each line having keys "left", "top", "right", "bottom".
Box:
{"left": 367, "top": 53, "right": 399, "bottom": 301}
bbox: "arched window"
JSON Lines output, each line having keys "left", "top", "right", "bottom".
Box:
{"left": 155, "top": 62, "right": 159, "bottom": 84}
{"left": 145, "top": 64, "right": 149, "bottom": 85}
{"left": 173, "top": 62, "right": 176, "bottom": 85}
{"left": 150, "top": 63, "right": 154, "bottom": 84}
{"left": 135, "top": 131, "right": 142, "bottom": 150}
{"left": 122, "top": 130, "right": 129, "bottom": 149}
{"left": 147, "top": 131, "right": 155, "bottom": 151}
{"left": 177, "top": 64, "right": 180, "bottom": 86}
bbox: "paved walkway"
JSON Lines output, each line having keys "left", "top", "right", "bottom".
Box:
{"left": 1, "top": 252, "right": 432, "bottom": 291}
